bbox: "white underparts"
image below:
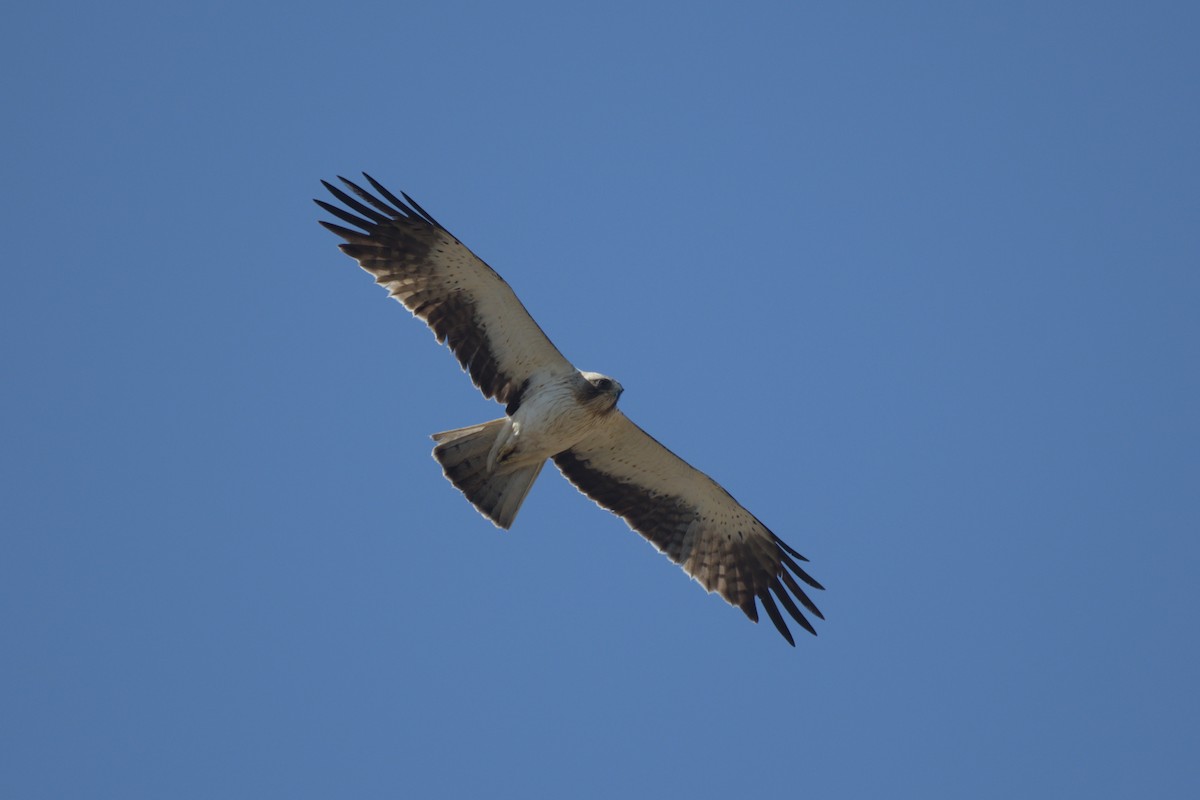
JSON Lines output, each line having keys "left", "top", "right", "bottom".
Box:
{"left": 485, "top": 376, "right": 606, "bottom": 473}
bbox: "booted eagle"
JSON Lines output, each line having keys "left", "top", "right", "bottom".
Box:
{"left": 316, "top": 175, "right": 824, "bottom": 645}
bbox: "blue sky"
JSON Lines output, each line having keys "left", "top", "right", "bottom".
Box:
{"left": 3, "top": 1, "right": 1198, "bottom": 797}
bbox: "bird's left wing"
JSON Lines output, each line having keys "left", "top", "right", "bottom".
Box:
{"left": 316, "top": 175, "right": 575, "bottom": 413}
{"left": 553, "top": 412, "right": 824, "bottom": 645}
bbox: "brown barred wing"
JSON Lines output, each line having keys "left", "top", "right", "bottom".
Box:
{"left": 316, "top": 174, "right": 575, "bottom": 413}
{"left": 553, "top": 412, "right": 824, "bottom": 645}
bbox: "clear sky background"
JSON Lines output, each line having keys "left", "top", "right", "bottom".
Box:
{"left": 3, "top": 2, "right": 1197, "bottom": 797}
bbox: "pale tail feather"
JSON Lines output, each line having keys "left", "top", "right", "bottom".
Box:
{"left": 431, "top": 419, "right": 544, "bottom": 529}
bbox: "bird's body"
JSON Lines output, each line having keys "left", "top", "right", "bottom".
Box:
{"left": 488, "top": 371, "right": 623, "bottom": 473}
{"left": 317, "top": 175, "right": 824, "bottom": 644}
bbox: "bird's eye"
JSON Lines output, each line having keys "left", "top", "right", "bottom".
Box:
{"left": 596, "top": 378, "right": 612, "bottom": 390}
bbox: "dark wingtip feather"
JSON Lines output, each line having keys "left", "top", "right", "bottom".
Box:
{"left": 317, "top": 219, "right": 370, "bottom": 243}
{"left": 339, "top": 243, "right": 387, "bottom": 260}
{"left": 794, "top": 567, "right": 825, "bottom": 592}
{"left": 313, "top": 198, "right": 341, "bottom": 216}
{"left": 775, "top": 535, "right": 810, "bottom": 562}
{"left": 323, "top": 179, "right": 391, "bottom": 224}
{"left": 757, "top": 589, "right": 796, "bottom": 646}
{"left": 335, "top": 175, "right": 403, "bottom": 218}
{"left": 400, "top": 190, "right": 445, "bottom": 229}
{"left": 780, "top": 550, "right": 825, "bottom": 591}
{"left": 771, "top": 584, "right": 818, "bottom": 637}
{"left": 314, "top": 199, "right": 375, "bottom": 232}
{"left": 779, "top": 569, "right": 824, "bottom": 619}
{"left": 361, "top": 173, "right": 426, "bottom": 221}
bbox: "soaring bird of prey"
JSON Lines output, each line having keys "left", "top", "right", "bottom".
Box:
{"left": 316, "top": 175, "right": 824, "bottom": 645}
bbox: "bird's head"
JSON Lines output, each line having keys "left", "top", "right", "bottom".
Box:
{"left": 580, "top": 371, "right": 624, "bottom": 411}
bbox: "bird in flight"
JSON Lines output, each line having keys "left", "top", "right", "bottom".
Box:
{"left": 316, "top": 175, "right": 824, "bottom": 644}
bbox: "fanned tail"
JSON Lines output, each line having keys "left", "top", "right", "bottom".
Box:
{"left": 431, "top": 420, "right": 544, "bottom": 529}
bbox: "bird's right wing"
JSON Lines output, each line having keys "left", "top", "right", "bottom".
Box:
{"left": 316, "top": 175, "right": 576, "bottom": 413}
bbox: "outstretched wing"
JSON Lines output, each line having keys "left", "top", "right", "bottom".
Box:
{"left": 553, "top": 412, "right": 824, "bottom": 645}
{"left": 316, "top": 175, "right": 575, "bottom": 413}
